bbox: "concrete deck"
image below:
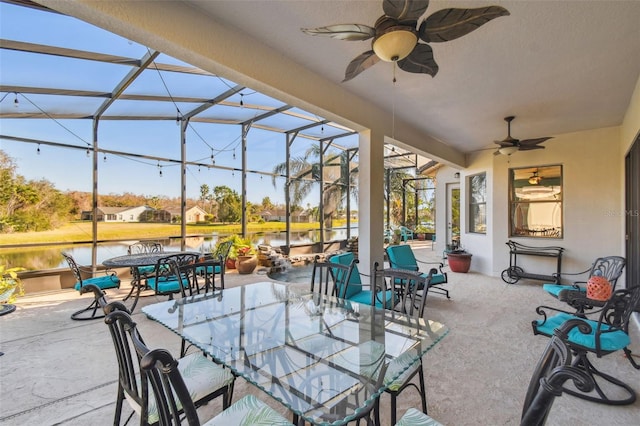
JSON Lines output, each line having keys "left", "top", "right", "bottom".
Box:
{"left": 1, "top": 243, "right": 639, "bottom": 425}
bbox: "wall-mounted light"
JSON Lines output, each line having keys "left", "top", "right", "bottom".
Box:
{"left": 454, "top": 172, "right": 460, "bottom": 179}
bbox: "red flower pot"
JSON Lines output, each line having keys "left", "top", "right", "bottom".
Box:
{"left": 448, "top": 252, "right": 472, "bottom": 273}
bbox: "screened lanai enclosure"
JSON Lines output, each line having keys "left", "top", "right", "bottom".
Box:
{"left": 0, "top": 0, "right": 437, "bottom": 272}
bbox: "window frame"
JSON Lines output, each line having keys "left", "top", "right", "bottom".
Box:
{"left": 508, "top": 164, "right": 563, "bottom": 239}
{"left": 468, "top": 172, "right": 487, "bottom": 234}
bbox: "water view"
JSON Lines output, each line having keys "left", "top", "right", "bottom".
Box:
{"left": 2, "top": 227, "right": 357, "bottom": 271}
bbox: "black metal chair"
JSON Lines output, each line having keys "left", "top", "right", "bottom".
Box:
{"left": 124, "top": 241, "right": 164, "bottom": 302}
{"left": 310, "top": 254, "right": 354, "bottom": 298}
{"left": 374, "top": 264, "right": 432, "bottom": 425}
{"left": 196, "top": 239, "right": 233, "bottom": 290}
{"left": 146, "top": 253, "right": 199, "bottom": 301}
{"left": 532, "top": 286, "right": 640, "bottom": 405}
{"left": 140, "top": 347, "right": 293, "bottom": 426}
{"left": 542, "top": 256, "right": 625, "bottom": 301}
{"left": 62, "top": 252, "right": 121, "bottom": 321}
{"left": 104, "top": 307, "right": 235, "bottom": 426}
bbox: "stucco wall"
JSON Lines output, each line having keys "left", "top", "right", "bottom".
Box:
{"left": 451, "top": 126, "right": 624, "bottom": 279}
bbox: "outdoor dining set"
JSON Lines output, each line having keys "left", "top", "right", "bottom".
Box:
{"left": 61, "top": 240, "right": 639, "bottom": 425}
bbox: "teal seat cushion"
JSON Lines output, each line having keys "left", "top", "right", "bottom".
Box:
{"left": 75, "top": 275, "right": 120, "bottom": 291}
{"left": 147, "top": 276, "right": 183, "bottom": 294}
{"left": 136, "top": 265, "right": 156, "bottom": 275}
{"left": 330, "top": 252, "right": 363, "bottom": 300}
{"left": 386, "top": 245, "right": 419, "bottom": 271}
{"left": 349, "top": 289, "right": 395, "bottom": 309}
{"left": 543, "top": 283, "right": 584, "bottom": 297}
{"left": 534, "top": 312, "right": 630, "bottom": 351}
{"left": 196, "top": 264, "right": 222, "bottom": 275}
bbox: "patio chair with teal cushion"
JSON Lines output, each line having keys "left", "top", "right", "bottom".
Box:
{"left": 399, "top": 226, "right": 414, "bottom": 241}
{"left": 147, "top": 253, "right": 199, "bottom": 300}
{"left": 196, "top": 239, "right": 233, "bottom": 289}
{"left": 532, "top": 286, "right": 640, "bottom": 405}
{"left": 329, "top": 252, "right": 395, "bottom": 309}
{"left": 385, "top": 244, "right": 450, "bottom": 299}
{"left": 62, "top": 252, "right": 121, "bottom": 321}
{"left": 542, "top": 256, "right": 625, "bottom": 299}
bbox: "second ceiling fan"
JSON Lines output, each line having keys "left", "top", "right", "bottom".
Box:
{"left": 494, "top": 116, "right": 553, "bottom": 155}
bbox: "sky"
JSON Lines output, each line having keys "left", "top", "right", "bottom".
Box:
{"left": 0, "top": 2, "right": 360, "bottom": 207}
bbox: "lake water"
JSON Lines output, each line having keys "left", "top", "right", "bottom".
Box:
{"left": 1, "top": 228, "right": 357, "bottom": 271}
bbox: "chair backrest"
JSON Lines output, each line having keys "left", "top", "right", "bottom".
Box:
{"left": 521, "top": 320, "right": 594, "bottom": 426}
{"left": 178, "top": 259, "right": 219, "bottom": 297}
{"left": 385, "top": 245, "right": 419, "bottom": 272}
{"left": 212, "top": 239, "right": 233, "bottom": 262}
{"left": 310, "top": 255, "right": 354, "bottom": 298}
{"left": 104, "top": 309, "right": 152, "bottom": 423}
{"left": 588, "top": 256, "right": 625, "bottom": 288}
{"left": 374, "top": 264, "right": 430, "bottom": 318}
{"left": 155, "top": 253, "right": 199, "bottom": 282}
{"left": 61, "top": 252, "right": 83, "bottom": 284}
{"left": 328, "top": 252, "right": 362, "bottom": 299}
{"left": 140, "top": 348, "right": 201, "bottom": 426}
{"left": 594, "top": 286, "right": 640, "bottom": 337}
{"left": 128, "top": 241, "right": 164, "bottom": 255}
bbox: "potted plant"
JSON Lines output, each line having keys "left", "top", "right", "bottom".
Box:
{"left": 236, "top": 244, "right": 258, "bottom": 274}
{"left": 216, "top": 235, "right": 253, "bottom": 269}
{"left": 414, "top": 225, "right": 428, "bottom": 241}
{"left": 447, "top": 249, "right": 472, "bottom": 273}
{"left": 1, "top": 265, "right": 25, "bottom": 316}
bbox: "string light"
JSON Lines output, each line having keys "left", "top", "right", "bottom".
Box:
{"left": 86, "top": 148, "right": 90, "bottom": 157}
{"left": 211, "top": 149, "right": 215, "bottom": 165}
{"left": 176, "top": 111, "right": 181, "bottom": 125}
{"left": 14, "top": 93, "right": 19, "bottom": 108}
{"left": 103, "top": 154, "right": 107, "bottom": 162}
{"left": 157, "top": 161, "right": 163, "bottom": 177}
{"left": 233, "top": 149, "right": 236, "bottom": 160}
{"left": 239, "top": 94, "right": 244, "bottom": 107}
{"left": 37, "top": 144, "right": 40, "bottom": 155}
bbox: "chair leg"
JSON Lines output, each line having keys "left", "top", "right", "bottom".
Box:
{"left": 564, "top": 352, "right": 636, "bottom": 405}
{"left": 71, "top": 297, "right": 105, "bottom": 321}
{"left": 418, "top": 363, "right": 428, "bottom": 415}
{"left": 224, "top": 379, "right": 235, "bottom": 409}
{"left": 113, "top": 384, "right": 124, "bottom": 426}
{"left": 390, "top": 392, "right": 398, "bottom": 425}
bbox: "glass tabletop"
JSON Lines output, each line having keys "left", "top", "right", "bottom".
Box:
{"left": 142, "top": 282, "right": 448, "bottom": 426}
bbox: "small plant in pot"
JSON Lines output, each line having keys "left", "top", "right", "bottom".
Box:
{"left": 1, "top": 265, "right": 25, "bottom": 316}
{"left": 236, "top": 245, "right": 258, "bottom": 274}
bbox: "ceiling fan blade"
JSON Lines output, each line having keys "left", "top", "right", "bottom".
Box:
{"left": 494, "top": 140, "right": 517, "bottom": 147}
{"left": 519, "top": 137, "right": 553, "bottom": 146}
{"left": 383, "top": 0, "right": 429, "bottom": 21}
{"left": 398, "top": 43, "right": 438, "bottom": 76}
{"left": 343, "top": 51, "right": 380, "bottom": 82}
{"left": 519, "top": 145, "right": 545, "bottom": 151}
{"left": 301, "top": 24, "right": 375, "bottom": 41}
{"left": 418, "top": 6, "right": 510, "bottom": 43}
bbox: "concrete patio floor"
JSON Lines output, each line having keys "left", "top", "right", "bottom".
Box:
{"left": 1, "top": 243, "right": 639, "bottom": 425}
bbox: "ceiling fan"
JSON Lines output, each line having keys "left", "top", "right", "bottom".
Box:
{"left": 301, "top": 0, "right": 509, "bottom": 82}
{"left": 528, "top": 170, "right": 542, "bottom": 185}
{"left": 494, "top": 116, "right": 553, "bottom": 156}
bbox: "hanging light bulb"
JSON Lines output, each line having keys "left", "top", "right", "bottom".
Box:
{"left": 211, "top": 149, "right": 215, "bottom": 165}
{"left": 233, "top": 149, "right": 236, "bottom": 160}
{"left": 176, "top": 111, "right": 181, "bottom": 125}
{"left": 239, "top": 94, "right": 244, "bottom": 107}
{"left": 86, "top": 148, "right": 90, "bottom": 157}
{"left": 14, "top": 93, "right": 19, "bottom": 108}
{"left": 103, "top": 154, "right": 107, "bottom": 162}
{"left": 37, "top": 144, "right": 41, "bottom": 155}
{"left": 159, "top": 167, "right": 163, "bottom": 177}
{"left": 321, "top": 124, "right": 324, "bottom": 134}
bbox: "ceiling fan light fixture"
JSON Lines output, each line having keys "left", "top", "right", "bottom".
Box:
{"left": 372, "top": 27, "right": 417, "bottom": 62}
{"left": 529, "top": 172, "right": 542, "bottom": 185}
{"left": 499, "top": 146, "right": 519, "bottom": 156}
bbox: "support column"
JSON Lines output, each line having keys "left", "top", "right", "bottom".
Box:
{"left": 358, "top": 129, "right": 385, "bottom": 280}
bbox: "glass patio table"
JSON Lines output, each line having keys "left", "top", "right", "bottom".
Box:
{"left": 142, "top": 282, "right": 448, "bottom": 426}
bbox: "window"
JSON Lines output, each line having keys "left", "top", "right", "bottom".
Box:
{"left": 469, "top": 173, "right": 487, "bottom": 233}
{"left": 509, "top": 165, "right": 562, "bottom": 238}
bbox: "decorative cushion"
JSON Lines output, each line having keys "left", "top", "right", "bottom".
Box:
{"left": 542, "top": 283, "right": 584, "bottom": 297}
{"left": 586, "top": 276, "right": 612, "bottom": 301}
{"left": 395, "top": 408, "right": 443, "bottom": 426}
{"left": 127, "top": 352, "right": 235, "bottom": 424}
{"left": 75, "top": 274, "right": 120, "bottom": 291}
{"left": 203, "top": 394, "right": 293, "bottom": 426}
{"left": 330, "top": 252, "right": 362, "bottom": 299}
{"left": 533, "top": 313, "right": 630, "bottom": 352}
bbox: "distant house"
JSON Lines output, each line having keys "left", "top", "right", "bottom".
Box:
{"left": 80, "top": 206, "right": 154, "bottom": 222}
{"left": 165, "top": 206, "right": 208, "bottom": 224}
{"left": 259, "top": 209, "right": 311, "bottom": 223}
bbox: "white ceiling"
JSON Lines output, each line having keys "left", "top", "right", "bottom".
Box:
{"left": 186, "top": 0, "right": 640, "bottom": 154}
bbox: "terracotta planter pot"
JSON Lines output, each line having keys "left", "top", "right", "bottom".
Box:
{"left": 226, "top": 258, "right": 236, "bottom": 270}
{"left": 236, "top": 256, "right": 258, "bottom": 274}
{"left": 448, "top": 252, "right": 472, "bottom": 273}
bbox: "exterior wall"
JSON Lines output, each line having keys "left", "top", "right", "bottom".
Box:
{"left": 459, "top": 126, "right": 625, "bottom": 278}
